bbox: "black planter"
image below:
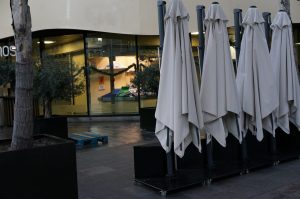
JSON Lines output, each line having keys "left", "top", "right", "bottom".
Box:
{"left": 0, "top": 134, "right": 78, "bottom": 199}
{"left": 139, "top": 107, "right": 156, "bottom": 132}
{"left": 34, "top": 116, "right": 68, "bottom": 139}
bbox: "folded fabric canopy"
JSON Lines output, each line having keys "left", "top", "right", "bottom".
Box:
{"left": 155, "top": 0, "right": 204, "bottom": 158}
{"left": 270, "top": 11, "right": 300, "bottom": 133}
{"left": 236, "top": 7, "right": 279, "bottom": 141}
{"left": 200, "top": 2, "right": 242, "bottom": 147}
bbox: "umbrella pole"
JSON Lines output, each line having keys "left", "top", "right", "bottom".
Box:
{"left": 196, "top": 5, "right": 206, "bottom": 76}
{"left": 262, "top": 12, "right": 278, "bottom": 165}
{"left": 234, "top": 8, "right": 249, "bottom": 173}
{"left": 262, "top": 12, "right": 272, "bottom": 49}
{"left": 157, "top": 1, "right": 175, "bottom": 177}
{"left": 196, "top": 5, "right": 214, "bottom": 181}
{"left": 157, "top": 0, "right": 166, "bottom": 68}
{"left": 233, "top": 9, "right": 243, "bottom": 70}
{"left": 206, "top": 137, "right": 214, "bottom": 182}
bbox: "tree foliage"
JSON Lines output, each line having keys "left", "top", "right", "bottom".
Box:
{"left": 34, "top": 56, "right": 85, "bottom": 103}
{"left": 132, "top": 64, "right": 160, "bottom": 95}
{"left": 0, "top": 55, "right": 85, "bottom": 118}
{"left": 0, "top": 59, "right": 15, "bottom": 88}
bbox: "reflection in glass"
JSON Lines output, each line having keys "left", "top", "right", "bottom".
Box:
{"left": 137, "top": 36, "right": 159, "bottom": 108}
{"left": 87, "top": 34, "right": 138, "bottom": 115}
{"left": 41, "top": 34, "right": 87, "bottom": 115}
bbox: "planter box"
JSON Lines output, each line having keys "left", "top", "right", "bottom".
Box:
{"left": 34, "top": 116, "right": 68, "bottom": 139}
{"left": 0, "top": 134, "right": 78, "bottom": 199}
{"left": 139, "top": 107, "right": 156, "bottom": 132}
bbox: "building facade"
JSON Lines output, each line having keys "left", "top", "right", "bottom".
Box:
{"left": 0, "top": 0, "right": 300, "bottom": 117}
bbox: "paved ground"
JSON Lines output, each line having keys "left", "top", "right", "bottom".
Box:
{"left": 2, "top": 122, "right": 300, "bottom": 198}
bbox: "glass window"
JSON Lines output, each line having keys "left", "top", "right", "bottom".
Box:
{"left": 86, "top": 34, "right": 138, "bottom": 115}
{"left": 137, "top": 35, "right": 159, "bottom": 108}
{"left": 0, "top": 38, "right": 15, "bottom": 97}
{"left": 41, "top": 34, "right": 87, "bottom": 115}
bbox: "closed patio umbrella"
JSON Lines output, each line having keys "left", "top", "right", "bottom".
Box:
{"left": 200, "top": 2, "right": 242, "bottom": 147}
{"left": 270, "top": 11, "right": 300, "bottom": 133}
{"left": 155, "top": 0, "right": 204, "bottom": 158}
{"left": 236, "top": 6, "right": 278, "bottom": 141}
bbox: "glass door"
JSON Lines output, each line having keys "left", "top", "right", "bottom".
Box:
{"left": 86, "top": 34, "right": 138, "bottom": 115}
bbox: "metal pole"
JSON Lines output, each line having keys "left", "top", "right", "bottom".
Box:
{"left": 157, "top": 0, "right": 166, "bottom": 66}
{"left": 263, "top": 12, "right": 278, "bottom": 164}
{"left": 157, "top": 0, "right": 175, "bottom": 177}
{"left": 196, "top": 5, "right": 205, "bottom": 75}
{"left": 196, "top": 4, "right": 214, "bottom": 181}
{"left": 109, "top": 40, "right": 115, "bottom": 106}
{"left": 83, "top": 33, "right": 91, "bottom": 116}
{"left": 234, "top": 9, "right": 243, "bottom": 65}
{"left": 234, "top": 9, "right": 249, "bottom": 172}
{"left": 135, "top": 36, "right": 141, "bottom": 111}
{"left": 263, "top": 12, "right": 272, "bottom": 49}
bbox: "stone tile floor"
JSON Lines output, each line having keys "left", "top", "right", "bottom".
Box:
{"left": 2, "top": 122, "right": 300, "bottom": 199}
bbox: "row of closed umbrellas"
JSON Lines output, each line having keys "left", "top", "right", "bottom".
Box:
{"left": 155, "top": 0, "right": 300, "bottom": 158}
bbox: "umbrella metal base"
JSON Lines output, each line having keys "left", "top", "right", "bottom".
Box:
{"left": 135, "top": 169, "right": 205, "bottom": 196}
{"left": 245, "top": 131, "right": 275, "bottom": 171}
{"left": 206, "top": 134, "right": 244, "bottom": 181}
{"left": 208, "top": 161, "right": 244, "bottom": 181}
{"left": 276, "top": 123, "right": 300, "bottom": 162}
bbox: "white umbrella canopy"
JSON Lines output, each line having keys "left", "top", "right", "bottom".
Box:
{"left": 200, "top": 2, "right": 242, "bottom": 147}
{"left": 236, "top": 7, "right": 279, "bottom": 141}
{"left": 270, "top": 11, "right": 300, "bottom": 133}
{"left": 155, "top": 0, "right": 204, "bottom": 158}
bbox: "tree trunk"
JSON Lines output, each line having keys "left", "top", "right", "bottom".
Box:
{"left": 10, "top": 0, "right": 33, "bottom": 150}
{"left": 44, "top": 97, "right": 52, "bottom": 119}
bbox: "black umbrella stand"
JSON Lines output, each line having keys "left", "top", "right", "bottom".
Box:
{"left": 275, "top": 123, "right": 300, "bottom": 162}
{"left": 133, "top": 1, "right": 206, "bottom": 196}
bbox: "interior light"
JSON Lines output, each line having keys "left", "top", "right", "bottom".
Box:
{"left": 97, "top": 38, "right": 103, "bottom": 42}
{"left": 296, "top": 42, "right": 300, "bottom": 45}
{"left": 44, "top": 40, "right": 55, "bottom": 44}
{"left": 230, "top": 46, "right": 236, "bottom": 60}
{"left": 191, "top": 32, "right": 205, "bottom": 35}
{"left": 37, "top": 41, "right": 56, "bottom": 45}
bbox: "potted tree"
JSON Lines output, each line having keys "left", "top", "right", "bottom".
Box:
{"left": 132, "top": 64, "right": 159, "bottom": 132}
{"left": 0, "top": 56, "right": 85, "bottom": 138}
{"left": 0, "top": 60, "right": 15, "bottom": 126}
{"left": 33, "top": 56, "right": 84, "bottom": 139}
{"left": 0, "top": 1, "right": 78, "bottom": 198}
